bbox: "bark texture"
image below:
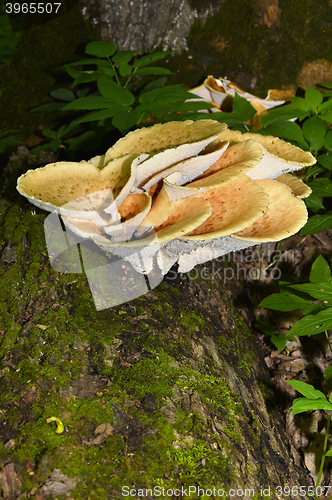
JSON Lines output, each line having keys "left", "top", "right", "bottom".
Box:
{"left": 81, "top": 0, "right": 223, "bottom": 52}
{"left": 0, "top": 147, "right": 313, "bottom": 499}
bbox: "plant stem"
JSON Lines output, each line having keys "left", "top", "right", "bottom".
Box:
{"left": 316, "top": 414, "right": 331, "bottom": 486}
{"left": 325, "top": 331, "right": 332, "bottom": 356}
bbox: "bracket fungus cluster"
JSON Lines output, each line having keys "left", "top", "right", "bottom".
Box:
{"left": 189, "top": 77, "right": 294, "bottom": 129}
{"left": 17, "top": 119, "right": 315, "bottom": 276}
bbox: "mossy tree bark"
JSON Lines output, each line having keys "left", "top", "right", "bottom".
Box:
{"left": 0, "top": 148, "right": 312, "bottom": 499}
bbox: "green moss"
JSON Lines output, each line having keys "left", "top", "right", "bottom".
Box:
{"left": 179, "top": 310, "right": 207, "bottom": 334}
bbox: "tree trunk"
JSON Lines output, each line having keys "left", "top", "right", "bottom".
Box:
{"left": 0, "top": 148, "right": 312, "bottom": 499}
{"left": 81, "top": 0, "right": 223, "bottom": 52}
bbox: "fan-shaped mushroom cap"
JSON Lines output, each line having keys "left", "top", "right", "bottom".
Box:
{"left": 153, "top": 196, "right": 212, "bottom": 244}
{"left": 104, "top": 119, "right": 226, "bottom": 160}
{"left": 216, "top": 129, "right": 316, "bottom": 179}
{"left": 163, "top": 139, "right": 263, "bottom": 202}
{"left": 141, "top": 141, "right": 229, "bottom": 193}
{"left": 104, "top": 121, "right": 227, "bottom": 189}
{"left": 180, "top": 175, "right": 269, "bottom": 241}
{"left": 233, "top": 179, "right": 308, "bottom": 242}
{"left": 61, "top": 216, "right": 108, "bottom": 240}
{"left": 103, "top": 193, "right": 152, "bottom": 241}
{"left": 82, "top": 155, "right": 105, "bottom": 169}
{"left": 276, "top": 174, "right": 312, "bottom": 198}
{"left": 17, "top": 154, "right": 143, "bottom": 223}
{"left": 137, "top": 185, "right": 171, "bottom": 233}
{"left": 95, "top": 195, "right": 212, "bottom": 250}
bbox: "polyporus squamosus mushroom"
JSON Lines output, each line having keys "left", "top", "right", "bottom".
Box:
{"left": 189, "top": 76, "right": 294, "bottom": 129}
{"left": 17, "top": 120, "right": 315, "bottom": 277}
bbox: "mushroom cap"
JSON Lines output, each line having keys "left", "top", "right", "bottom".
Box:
{"left": 232, "top": 179, "right": 308, "bottom": 242}
{"left": 163, "top": 139, "right": 263, "bottom": 202}
{"left": 216, "top": 129, "right": 316, "bottom": 179}
{"left": 16, "top": 154, "right": 142, "bottom": 221}
{"left": 96, "top": 195, "right": 212, "bottom": 249}
{"left": 104, "top": 193, "right": 152, "bottom": 241}
{"left": 141, "top": 141, "right": 229, "bottom": 193}
{"left": 137, "top": 185, "right": 171, "bottom": 233}
{"left": 104, "top": 120, "right": 227, "bottom": 163}
{"left": 181, "top": 175, "right": 269, "bottom": 241}
{"left": 276, "top": 174, "right": 312, "bottom": 198}
{"left": 154, "top": 196, "right": 212, "bottom": 244}
{"left": 61, "top": 216, "right": 109, "bottom": 240}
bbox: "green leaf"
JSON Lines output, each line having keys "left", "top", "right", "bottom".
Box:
{"left": 290, "top": 96, "right": 311, "bottom": 112}
{"left": 118, "top": 64, "right": 133, "bottom": 77}
{"left": 111, "top": 50, "right": 140, "bottom": 65}
{"left": 73, "top": 72, "right": 99, "bottom": 86}
{"left": 133, "top": 50, "right": 171, "bottom": 68}
{"left": 85, "top": 41, "right": 116, "bottom": 58}
{"left": 271, "top": 334, "right": 289, "bottom": 351}
{"left": 173, "top": 101, "right": 215, "bottom": 113}
{"left": 304, "top": 194, "right": 325, "bottom": 213}
{"left": 72, "top": 107, "right": 128, "bottom": 124}
{"left": 288, "top": 308, "right": 332, "bottom": 336}
{"left": 209, "top": 112, "right": 240, "bottom": 127}
{"left": 305, "top": 87, "right": 323, "bottom": 110}
{"left": 0, "top": 136, "right": 21, "bottom": 153}
{"left": 317, "top": 99, "right": 332, "bottom": 114}
{"left": 307, "top": 179, "right": 332, "bottom": 197}
{"left": 50, "top": 88, "right": 76, "bottom": 102}
{"left": 260, "top": 107, "right": 307, "bottom": 126}
{"left": 255, "top": 317, "right": 275, "bottom": 336}
{"left": 41, "top": 129, "right": 56, "bottom": 139}
{"left": 325, "top": 449, "right": 332, "bottom": 457}
{"left": 32, "top": 102, "right": 66, "bottom": 112}
{"left": 97, "top": 77, "right": 135, "bottom": 106}
{"left": 76, "top": 88, "right": 90, "bottom": 99}
{"left": 112, "top": 108, "right": 142, "bottom": 135}
{"left": 318, "top": 154, "right": 332, "bottom": 170}
{"left": 63, "top": 96, "right": 121, "bottom": 111}
{"left": 48, "top": 139, "right": 62, "bottom": 151}
{"left": 259, "top": 292, "right": 311, "bottom": 311}
{"left": 289, "top": 282, "right": 332, "bottom": 302}
{"left": 140, "top": 77, "right": 168, "bottom": 94}
{"left": 310, "top": 255, "right": 332, "bottom": 283}
{"left": 318, "top": 110, "right": 332, "bottom": 124}
{"left": 301, "top": 212, "right": 332, "bottom": 235}
{"left": 66, "top": 130, "right": 104, "bottom": 152}
{"left": 232, "top": 93, "right": 256, "bottom": 123}
{"left": 324, "top": 366, "right": 332, "bottom": 387}
{"left": 259, "top": 121, "right": 306, "bottom": 145}
{"left": 302, "top": 116, "right": 326, "bottom": 151}
{"left": 324, "top": 131, "right": 332, "bottom": 151}
{"left": 139, "top": 85, "right": 193, "bottom": 104}
{"left": 135, "top": 67, "right": 172, "bottom": 76}
{"left": 287, "top": 380, "right": 326, "bottom": 399}
{"left": 290, "top": 398, "right": 332, "bottom": 415}
{"left": 302, "top": 303, "right": 326, "bottom": 316}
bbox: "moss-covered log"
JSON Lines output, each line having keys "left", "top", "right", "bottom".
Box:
{"left": 0, "top": 148, "right": 312, "bottom": 499}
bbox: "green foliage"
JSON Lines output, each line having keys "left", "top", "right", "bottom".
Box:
{"left": 0, "top": 6, "right": 20, "bottom": 65}
{"left": 258, "top": 254, "right": 332, "bottom": 486}
{"left": 286, "top": 378, "right": 332, "bottom": 487}
{"left": 32, "top": 41, "right": 214, "bottom": 156}
{"left": 257, "top": 255, "right": 332, "bottom": 350}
